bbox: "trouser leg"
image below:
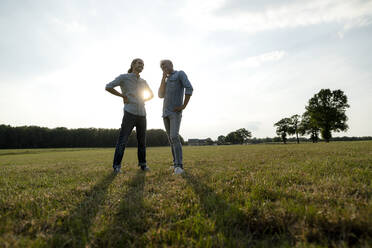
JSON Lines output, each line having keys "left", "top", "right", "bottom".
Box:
{"left": 136, "top": 115, "right": 147, "bottom": 166}
{"left": 113, "top": 111, "right": 136, "bottom": 169}
{"left": 168, "top": 113, "right": 183, "bottom": 168}
{"left": 163, "top": 116, "right": 176, "bottom": 166}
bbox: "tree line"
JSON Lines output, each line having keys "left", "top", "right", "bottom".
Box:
{"left": 205, "top": 89, "right": 369, "bottom": 145}
{"left": 0, "top": 125, "right": 184, "bottom": 149}
{"left": 206, "top": 129, "right": 371, "bottom": 146}
{"left": 245, "top": 136, "right": 372, "bottom": 144}
{"left": 274, "top": 89, "right": 350, "bottom": 144}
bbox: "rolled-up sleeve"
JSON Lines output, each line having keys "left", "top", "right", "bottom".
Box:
{"left": 105, "top": 74, "right": 125, "bottom": 89}
{"left": 179, "top": 71, "right": 193, "bottom": 95}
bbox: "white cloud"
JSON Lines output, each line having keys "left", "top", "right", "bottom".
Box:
{"left": 50, "top": 17, "right": 87, "bottom": 33}
{"left": 338, "top": 15, "right": 372, "bottom": 38}
{"left": 232, "top": 50, "right": 286, "bottom": 68}
{"left": 180, "top": 0, "right": 372, "bottom": 33}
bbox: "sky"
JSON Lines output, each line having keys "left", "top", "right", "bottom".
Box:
{"left": 1, "top": 0, "right": 372, "bottom": 140}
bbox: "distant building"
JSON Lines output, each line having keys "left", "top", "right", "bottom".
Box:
{"left": 188, "top": 139, "right": 209, "bottom": 146}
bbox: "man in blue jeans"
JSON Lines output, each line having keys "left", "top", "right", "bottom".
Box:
{"left": 158, "top": 60, "right": 193, "bottom": 174}
{"left": 106, "top": 58, "right": 153, "bottom": 173}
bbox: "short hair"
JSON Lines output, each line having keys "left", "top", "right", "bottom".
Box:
{"left": 160, "top": 59, "right": 173, "bottom": 66}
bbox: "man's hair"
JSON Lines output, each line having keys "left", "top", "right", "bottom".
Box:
{"left": 160, "top": 59, "right": 173, "bottom": 66}
{"left": 128, "top": 58, "right": 143, "bottom": 73}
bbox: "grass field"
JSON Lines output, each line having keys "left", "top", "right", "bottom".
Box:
{"left": 0, "top": 141, "right": 372, "bottom": 247}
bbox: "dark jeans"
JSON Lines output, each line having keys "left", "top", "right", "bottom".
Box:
{"left": 113, "top": 111, "right": 147, "bottom": 169}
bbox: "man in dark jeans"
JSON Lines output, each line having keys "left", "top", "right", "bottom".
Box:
{"left": 105, "top": 58, "right": 153, "bottom": 173}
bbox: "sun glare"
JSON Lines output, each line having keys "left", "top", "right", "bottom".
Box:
{"left": 143, "top": 90, "right": 150, "bottom": 100}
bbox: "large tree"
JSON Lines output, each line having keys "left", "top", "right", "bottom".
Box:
{"left": 305, "top": 89, "right": 349, "bottom": 142}
{"left": 235, "top": 128, "right": 252, "bottom": 143}
{"left": 298, "top": 111, "right": 320, "bottom": 143}
{"left": 225, "top": 128, "right": 252, "bottom": 144}
{"left": 288, "top": 114, "right": 301, "bottom": 144}
{"left": 274, "top": 118, "right": 292, "bottom": 144}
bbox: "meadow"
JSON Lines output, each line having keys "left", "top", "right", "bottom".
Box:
{"left": 0, "top": 141, "right": 371, "bottom": 247}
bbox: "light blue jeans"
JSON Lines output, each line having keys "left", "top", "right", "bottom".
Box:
{"left": 163, "top": 113, "right": 183, "bottom": 168}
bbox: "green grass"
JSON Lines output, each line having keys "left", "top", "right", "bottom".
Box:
{"left": 0, "top": 142, "right": 372, "bottom": 247}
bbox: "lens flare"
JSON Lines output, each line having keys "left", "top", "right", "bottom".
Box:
{"left": 143, "top": 90, "right": 150, "bottom": 99}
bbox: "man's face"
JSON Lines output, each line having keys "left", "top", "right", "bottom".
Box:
{"left": 134, "top": 60, "right": 144, "bottom": 73}
{"left": 160, "top": 61, "right": 173, "bottom": 75}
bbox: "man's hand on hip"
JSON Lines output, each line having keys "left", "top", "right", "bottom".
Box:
{"left": 123, "top": 96, "right": 129, "bottom": 104}
{"left": 174, "top": 105, "right": 185, "bottom": 112}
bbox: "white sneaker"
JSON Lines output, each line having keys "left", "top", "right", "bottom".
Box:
{"left": 174, "top": 167, "right": 184, "bottom": 175}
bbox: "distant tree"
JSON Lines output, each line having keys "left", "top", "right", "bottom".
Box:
{"left": 274, "top": 118, "right": 292, "bottom": 144}
{"left": 262, "top": 137, "right": 272, "bottom": 143}
{"left": 0, "top": 125, "right": 14, "bottom": 148}
{"left": 288, "top": 114, "right": 301, "bottom": 144}
{"left": 146, "top": 129, "right": 169, "bottom": 146}
{"left": 236, "top": 128, "right": 252, "bottom": 143}
{"left": 298, "top": 111, "right": 320, "bottom": 143}
{"left": 225, "top": 128, "right": 252, "bottom": 144}
{"left": 205, "top": 138, "right": 214, "bottom": 145}
{"left": 217, "top": 135, "right": 226, "bottom": 145}
{"left": 0, "top": 125, "right": 176, "bottom": 148}
{"left": 305, "top": 89, "right": 350, "bottom": 142}
{"left": 225, "top": 131, "right": 238, "bottom": 144}
{"left": 127, "top": 129, "right": 172, "bottom": 147}
{"left": 180, "top": 135, "right": 185, "bottom": 145}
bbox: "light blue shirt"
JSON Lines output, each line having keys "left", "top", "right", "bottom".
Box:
{"left": 163, "top": 70, "right": 193, "bottom": 117}
{"left": 106, "top": 73, "right": 152, "bottom": 116}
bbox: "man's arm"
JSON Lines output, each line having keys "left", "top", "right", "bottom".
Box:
{"left": 105, "top": 75, "right": 128, "bottom": 104}
{"left": 158, "top": 72, "right": 167, "bottom": 98}
{"left": 174, "top": 71, "right": 193, "bottom": 112}
{"left": 174, "top": 94, "right": 191, "bottom": 112}
{"left": 106, "top": 87, "right": 128, "bottom": 103}
{"left": 179, "top": 71, "right": 193, "bottom": 95}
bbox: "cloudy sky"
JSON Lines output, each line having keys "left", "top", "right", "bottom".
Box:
{"left": 1, "top": 0, "right": 372, "bottom": 140}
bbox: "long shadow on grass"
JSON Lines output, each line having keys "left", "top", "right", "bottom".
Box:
{"left": 48, "top": 172, "right": 117, "bottom": 247}
{"left": 93, "top": 170, "right": 150, "bottom": 247}
{"left": 182, "top": 171, "right": 293, "bottom": 247}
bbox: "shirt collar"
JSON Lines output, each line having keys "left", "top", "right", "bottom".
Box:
{"left": 128, "top": 73, "right": 140, "bottom": 79}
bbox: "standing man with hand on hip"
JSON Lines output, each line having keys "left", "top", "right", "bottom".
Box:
{"left": 158, "top": 60, "right": 193, "bottom": 175}
{"left": 105, "top": 58, "right": 153, "bottom": 173}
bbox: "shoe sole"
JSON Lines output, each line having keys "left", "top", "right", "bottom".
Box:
{"left": 174, "top": 169, "right": 184, "bottom": 174}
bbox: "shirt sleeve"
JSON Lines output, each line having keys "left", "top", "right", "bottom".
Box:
{"left": 105, "top": 74, "right": 126, "bottom": 90}
{"left": 178, "top": 71, "right": 193, "bottom": 95}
